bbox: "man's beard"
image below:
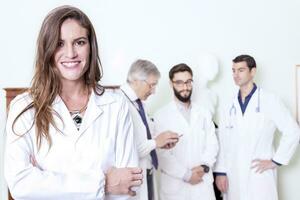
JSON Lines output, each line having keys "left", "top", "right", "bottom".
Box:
{"left": 173, "top": 87, "right": 192, "bottom": 103}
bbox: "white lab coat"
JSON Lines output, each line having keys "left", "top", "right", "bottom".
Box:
{"left": 119, "top": 84, "right": 158, "bottom": 200}
{"left": 154, "top": 100, "right": 218, "bottom": 200}
{"left": 4, "top": 90, "right": 138, "bottom": 200}
{"left": 215, "top": 87, "right": 300, "bottom": 200}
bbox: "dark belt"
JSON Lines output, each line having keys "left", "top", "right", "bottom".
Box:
{"left": 147, "top": 169, "right": 154, "bottom": 200}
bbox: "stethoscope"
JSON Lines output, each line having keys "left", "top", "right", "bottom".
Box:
{"left": 227, "top": 87, "right": 261, "bottom": 128}
{"left": 229, "top": 87, "right": 261, "bottom": 116}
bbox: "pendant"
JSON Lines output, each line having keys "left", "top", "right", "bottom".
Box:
{"left": 70, "top": 111, "right": 82, "bottom": 130}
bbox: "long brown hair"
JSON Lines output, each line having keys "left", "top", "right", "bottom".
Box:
{"left": 13, "top": 5, "right": 104, "bottom": 150}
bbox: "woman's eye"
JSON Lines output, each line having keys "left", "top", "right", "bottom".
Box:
{"left": 57, "top": 41, "right": 64, "bottom": 47}
{"left": 76, "top": 40, "right": 86, "bottom": 46}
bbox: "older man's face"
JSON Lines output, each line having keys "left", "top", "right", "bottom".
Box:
{"left": 135, "top": 74, "right": 159, "bottom": 100}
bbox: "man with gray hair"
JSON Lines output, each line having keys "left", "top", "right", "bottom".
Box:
{"left": 120, "top": 59, "right": 180, "bottom": 200}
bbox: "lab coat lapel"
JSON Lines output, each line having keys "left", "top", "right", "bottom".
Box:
{"left": 52, "top": 96, "right": 78, "bottom": 135}
{"left": 244, "top": 89, "right": 265, "bottom": 155}
{"left": 241, "top": 89, "right": 263, "bottom": 144}
{"left": 189, "top": 103, "right": 202, "bottom": 130}
{"left": 78, "top": 91, "right": 113, "bottom": 135}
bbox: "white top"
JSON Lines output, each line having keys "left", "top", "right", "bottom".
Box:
{"left": 174, "top": 100, "right": 191, "bottom": 124}
{"left": 5, "top": 90, "right": 138, "bottom": 200}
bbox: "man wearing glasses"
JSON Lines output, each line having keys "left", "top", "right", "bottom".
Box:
{"left": 153, "top": 63, "right": 219, "bottom": 200}
{"left": 120, "top": 59, "right": 180, "bottom": 200}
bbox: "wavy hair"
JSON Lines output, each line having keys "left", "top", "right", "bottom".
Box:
{"left": 13, "top": 5, "right": 104, "bottom": 150}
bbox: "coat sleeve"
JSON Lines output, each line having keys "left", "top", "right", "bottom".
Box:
{"left": 4, "top": 97, "right": 105, "bottom": 200}
{"left": 108, "top": 97, "right": 140, "bottom": 200}
{"left": 115, "top": 97, "right": 139, "bottom": 168}
{"left": 269, "top": 95, "right": 300, "bottom": 165}
{"left": 200, "top": 116, "right": 219, "bottom": 167}
{"left": 135, "top": 113, "right": 156, "bottom": 159}
{"left": 127, "top": 103, "right": 156, "bottom": 159}
{"left": 136, "top": 138, "right": 156, "bottom": 159}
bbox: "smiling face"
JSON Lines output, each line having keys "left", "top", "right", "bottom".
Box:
{"left": 54, "top": 18, "right": 90, "bottom": 84}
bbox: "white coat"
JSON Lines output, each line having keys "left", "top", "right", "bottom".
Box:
{"left": 119, "top": 84, "right": 158, "bottom": 200}
{"left": 215, "top": 87, "right": 300, "bottom": 200}
{"left": 154, "top": 100, "right": 219, "bottom": 200}
{"left": 4, "top": 90, "right": 138, "bottom": 200}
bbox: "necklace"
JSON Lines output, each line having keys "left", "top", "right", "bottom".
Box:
{"left": 69, "top": 104, "right": 88, "bottom": 130}
{"left": 61, "top": 90, "right": 90, "bottom": 130}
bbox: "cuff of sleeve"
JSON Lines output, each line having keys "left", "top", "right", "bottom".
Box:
{"left": 66, "top": 169, "right": 105, "bottom": 197}
{"left": 183, "top": 169, "right": 192, "bottom": 182}
{"left": 213, "top": 172, "right": 227, "bottom": 176}
{"left": 150, "top": 139, "right": 157, "bottom": 150}
{"left": 271, "top": 159, "right": 282, "bottom": 166}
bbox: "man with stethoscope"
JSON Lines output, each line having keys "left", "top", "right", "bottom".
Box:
{"left": 214, "top": 54, "right": 300, "bottom": 200}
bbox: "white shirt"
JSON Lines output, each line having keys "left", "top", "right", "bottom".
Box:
{"left": 174, "top": 99, "right": 191, "bottom": 124}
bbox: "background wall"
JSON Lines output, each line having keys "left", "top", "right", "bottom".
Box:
{"left": 1, "top": 0, "right": 299, "bottom": 199}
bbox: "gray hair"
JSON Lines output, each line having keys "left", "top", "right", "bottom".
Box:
{"left": 127, "top": 59, "right": 161, "bottom": 83}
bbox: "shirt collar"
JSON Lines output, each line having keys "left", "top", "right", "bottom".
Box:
{"left": 174, "top": 98, "right": 191, "bottom": 112}
{"left": 120, "top": 83, "right": 139, "bottom": 102}
{"left": 238, "top": 83, "right": 257, "bottom": 101}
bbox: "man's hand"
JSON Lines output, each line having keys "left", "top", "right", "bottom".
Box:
{"left": 155, "top": 131, "right": 179, "bottom": 149}
{"left": 188, "top": 166, "right": 205, "bottom": 185}
{"left": 251, "top": 159, "right": 277, "bottom": 173}
{"left": 105, "top": 167, "right": 143, "bottom": 196}
{"left": 215, "top": 175, "right": 228, "bottom": 193}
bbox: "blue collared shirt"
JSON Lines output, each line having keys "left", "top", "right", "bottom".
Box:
{"left": 238, "top": 83, "right": 257, "bottom": 115}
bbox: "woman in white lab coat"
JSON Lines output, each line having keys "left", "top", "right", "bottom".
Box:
{"left": 154, "top": 101, "right": 219, "bottom": 200}
{"left": 4, "top": 6, "right": 142, "bottom": 200}
{"left": 215, "top": 87, "right": 300, "bottom": 200}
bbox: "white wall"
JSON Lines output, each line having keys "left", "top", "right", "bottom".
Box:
{"left": 1, "top": 0, "right": 300, "bottom": 199}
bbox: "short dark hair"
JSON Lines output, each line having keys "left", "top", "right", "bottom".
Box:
{"left": 232, "top": 55, "right": 256, "bottom": 70}
{"left": 169, "top": 63, "right": 193, "bottom": 80}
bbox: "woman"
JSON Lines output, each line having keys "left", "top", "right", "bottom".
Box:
{"left": 4, "top": 5, "right": 142, "bottom": 200}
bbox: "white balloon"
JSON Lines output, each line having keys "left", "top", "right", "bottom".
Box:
{"left": 192, "top": 53, "right": 219, "bottom": 115}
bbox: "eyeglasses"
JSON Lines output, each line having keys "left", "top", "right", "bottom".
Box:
{"left": 172, "top": 79, "right": 193, "bottom": 87}
{"left": 143, "top": 80, "right": 157, "bottom": 89}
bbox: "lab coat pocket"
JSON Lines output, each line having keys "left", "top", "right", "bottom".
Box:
{"left": 248, "top": 169, "right": 277, "bottom": 200}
